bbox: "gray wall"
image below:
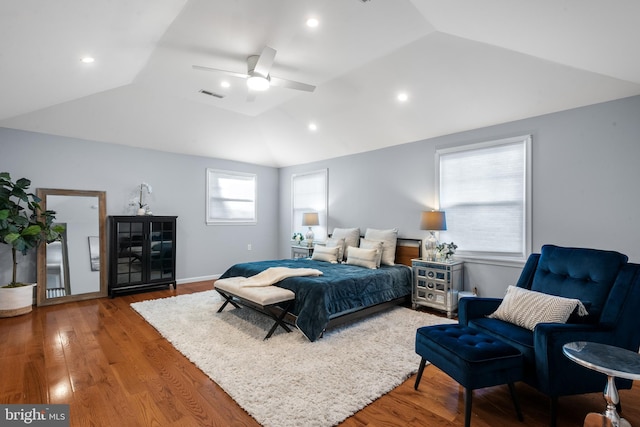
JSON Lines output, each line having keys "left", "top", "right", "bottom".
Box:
{"left": 0, "top": 128, "right": 280, "bottom": 286}
{"left": 3, "top": 95, "right": 639, "bottom": 297}
{"left": 279, "top": 95, "right": 640, "bottom": 297}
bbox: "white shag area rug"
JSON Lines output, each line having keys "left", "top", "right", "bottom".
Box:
{"left": 131, "top": 291, "right": 455, "bottom": 427}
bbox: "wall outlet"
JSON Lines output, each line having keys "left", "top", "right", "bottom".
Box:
{"left": 247, "top": 243, "right": 252, "bottom": 251}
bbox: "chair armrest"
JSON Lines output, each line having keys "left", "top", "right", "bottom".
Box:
{"left": 533, "top": 322, "right": 617, "bottom": 396}
{"left": 458, "top": 297, "right": 502, "bottom": 326}
{"left": 534, "top": 322, "right": 616, "bottom": 356}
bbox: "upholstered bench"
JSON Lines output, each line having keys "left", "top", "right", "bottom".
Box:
{"left": 415, "top": 324, "right": 524, "bottom": 427}
{"left": 214, "top": 280, "right": 295, "bottom": 340}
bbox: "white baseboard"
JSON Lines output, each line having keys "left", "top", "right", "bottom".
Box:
{"left": 176, "top": 274, "right": 221, "bottom": 285}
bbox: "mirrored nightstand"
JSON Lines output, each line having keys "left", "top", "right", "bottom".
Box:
{"left": 291, "top": 243, "right": 314, "bottom": 259}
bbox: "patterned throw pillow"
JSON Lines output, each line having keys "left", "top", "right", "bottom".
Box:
{"left": 488, "top": 285, "right": 588, "bottom": 331}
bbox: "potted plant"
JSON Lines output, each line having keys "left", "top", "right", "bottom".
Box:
{"left": 0, "top": 172, "right": 64, "bottom": 317}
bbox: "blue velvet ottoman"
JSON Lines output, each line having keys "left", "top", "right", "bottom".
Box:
{"left": 415, "top": 324, "right": 524, "bottom": 427}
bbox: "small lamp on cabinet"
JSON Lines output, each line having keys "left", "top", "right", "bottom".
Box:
{"left": 302, "top": 212, "right": 319, "bottom": 247}
{"left": 420, "top": 210, "right": 447, "bottom": 261}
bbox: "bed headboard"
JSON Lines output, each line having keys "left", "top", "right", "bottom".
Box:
{"left": 395, "top": 238, "right": 422, "bottom": 267}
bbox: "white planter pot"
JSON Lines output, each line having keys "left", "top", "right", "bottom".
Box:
{"left": 0, "top": 283, "right": 36, "bottom": 317}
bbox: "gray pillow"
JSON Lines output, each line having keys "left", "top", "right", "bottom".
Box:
{"left": 346, "top": 247, "right": 378, "bottom": 269}
{"left": 311, "top": 245, "right": 340, "bottom": 263}
{"left": 331, "top": 228, "right": 360, "bottom": 261}
{"left": 364, "top": 228, "right": 398, "bottom": 265}
{"left": 325, "top": 237, "right": 345, "bottom": 262}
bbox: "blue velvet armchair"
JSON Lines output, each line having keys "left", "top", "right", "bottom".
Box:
{"left": 458, "top": 245, "right": 640, "bottom": 426}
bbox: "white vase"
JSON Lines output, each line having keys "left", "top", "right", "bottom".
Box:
{"left": 137, "top": 207, "right": 146, "bottom": 215}
{"left": 0, "top": 283, "right": 36, "bottom": 317}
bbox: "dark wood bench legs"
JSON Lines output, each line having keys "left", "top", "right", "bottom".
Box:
{"left": 217, "top": 291, "right": 241, "bottom": 312}
{"left": 216, "top": 290, "right": 293, "bottom": 340}
{"left": 263, "top": 304, "right": 293, "bottom": 339}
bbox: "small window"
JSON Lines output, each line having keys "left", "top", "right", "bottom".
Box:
{"left": 206, "top": 169, "right": 256, "bottom": 225}
{"left": 436, "top": 135, "right": 531, "bottom": 260}
{"left": 292, "top": 169, "right": 328, "bottom": 241}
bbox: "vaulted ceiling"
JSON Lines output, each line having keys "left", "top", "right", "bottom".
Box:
{"left": 2, "top": 0, "right": 639, "bottom": 167}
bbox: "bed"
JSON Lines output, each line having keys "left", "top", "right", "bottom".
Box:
{"left": 215, "top": 236, "right": 421, "bottom": 341}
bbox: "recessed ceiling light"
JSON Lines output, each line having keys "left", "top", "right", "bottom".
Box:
{"left": 397, "top": 92, "right": 409, "bottom": 102}
{"left": 221, "top": 81, "right": 230, "bottom": 88}
{"left": 308, "top": 123, "right": 318, "bottom": 131}
{"left": 306, "top": 17, "right": 319, "bottom": 28}
{"left": 81, "top": 57, "right": 95, "bottom": 64}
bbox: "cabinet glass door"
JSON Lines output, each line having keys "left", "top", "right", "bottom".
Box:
{"left": 149, "top": 221, "right": 174, "bottom": 281}
{"left": 115, "top": 221, "right": 144, "bottom": 284}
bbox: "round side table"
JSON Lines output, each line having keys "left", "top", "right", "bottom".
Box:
{"left": 563, "top": 341, "right": 640, "bottom": 427}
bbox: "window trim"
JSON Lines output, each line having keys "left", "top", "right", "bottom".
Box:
{"left": 291, "top": 169, "right": 328, "bottom": 241}
{"left": 205, "top": 168, "right": 257, "bottom": 225}
{"left": 435, "top": 134, "right": 532, "bottom": 262}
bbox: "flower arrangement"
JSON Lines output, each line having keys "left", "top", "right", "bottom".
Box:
{"left": 138, "top": 182, "right": 152, "bottom": 209}
{"left": 292, "top": 232, "right": 305, "bottom": 243}
{"left": 436, "top": 242, "right": 458, "bottom": 261}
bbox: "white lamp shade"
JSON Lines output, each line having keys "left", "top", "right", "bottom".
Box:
{"left": 302, "top": 212, "right": 319, "bottom": 226}
{"left": 420, "top": 211, "right": 447, "bottom": 231}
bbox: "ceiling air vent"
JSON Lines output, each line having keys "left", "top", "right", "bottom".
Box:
{"left": 199, "top": 89, "right": 225, "bottom": 99}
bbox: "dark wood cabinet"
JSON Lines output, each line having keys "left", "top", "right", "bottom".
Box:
{"left": 108, "top": 215, "right": 177, "bottom": 297}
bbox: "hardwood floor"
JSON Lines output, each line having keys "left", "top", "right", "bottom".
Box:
{"left": 1, "top": 281, "right": 639, "bottom": 426}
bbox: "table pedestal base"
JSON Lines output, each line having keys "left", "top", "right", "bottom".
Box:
{"left": 595, "top": 376, "right": 632, "bottom": 427}
{"left": 584, "top": 413, "right": 630, "bottom": 427}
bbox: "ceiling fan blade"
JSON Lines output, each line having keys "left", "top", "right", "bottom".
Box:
{"left": 253, "top": 46, "right": 276, "bottom": 77}
{"left": 192, "top": 65, "right": 248, "bottom": 79}
{"left": 270, "top": 76, "right": 316, "bottom": 92}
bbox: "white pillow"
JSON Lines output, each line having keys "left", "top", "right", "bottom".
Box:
{"left": 364, "top": 228, "right": 398, "bottom": 266}
{"left": 359, "top": 238, "right": 383, "bottom": 268}
{"left": 325, "top": 237, "right": 345, "bottom": 262}
{"left": 331, "top": 228, "right": 360, "bottom": 261}
{"left": 488, "top": 285, "right": 588, "bottom": 331}
{"left": 346, "top": 246, "right": 378, "bottom": 269}
{"left": 311, "top": 245, "right": 340, "bottom": 263}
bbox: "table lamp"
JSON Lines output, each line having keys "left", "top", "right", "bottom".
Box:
{"left": 420, "top": 210, "right": 447, "bottom": 261}
{"left": 302, "top": 212, "right": 319, "bottom": 246}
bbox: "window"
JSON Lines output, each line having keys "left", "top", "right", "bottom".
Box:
{"left": 436, "top": 135, "right": 531, "bottom": 260}
{"left": 206, "top": 169, "right": 256, "bottom": 225}
{"left": 291, "top": 169, "right": 328, "bottom": 241}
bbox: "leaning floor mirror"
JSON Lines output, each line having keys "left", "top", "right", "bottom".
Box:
{"left": 36, "top": 189, "right": 107, "bottom": 306}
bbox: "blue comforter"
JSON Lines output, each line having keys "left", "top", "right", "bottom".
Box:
{"left": 218, "top": 258, "right": 412, "bottom": 341}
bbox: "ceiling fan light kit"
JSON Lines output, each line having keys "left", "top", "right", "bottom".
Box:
{"left": 247, "top": 75, "right": 270, "bottom": 91}
{"left": 193, "top": 45, "right": 315, "bottom": 100}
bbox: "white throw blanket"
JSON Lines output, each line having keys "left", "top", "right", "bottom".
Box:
{"left": 216, "top": 267, "right": 323, "bottom": 288}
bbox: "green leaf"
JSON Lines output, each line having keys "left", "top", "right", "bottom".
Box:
{"left": 21, "top": 224, "right": 42, "bottom": 236}
{"left": 4, "top": 233, "right": 19, "bottom": 244}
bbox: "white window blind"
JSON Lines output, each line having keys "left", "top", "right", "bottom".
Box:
{"left": 437, "top": 135, "right": 531, "bottom": 259}
{"left": 292, "top": 169, "right": 328, "bottom": 241}
{"left": 206, "top": 169, "right": 256, "bottom": 225}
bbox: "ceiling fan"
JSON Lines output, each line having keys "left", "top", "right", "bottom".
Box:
{"left": 193, "top": 46, "right": 316, "bottom": 100}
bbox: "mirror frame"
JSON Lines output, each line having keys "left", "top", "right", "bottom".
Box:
{"left": 36, "top": 188, "right": 107, "bottom": 306}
